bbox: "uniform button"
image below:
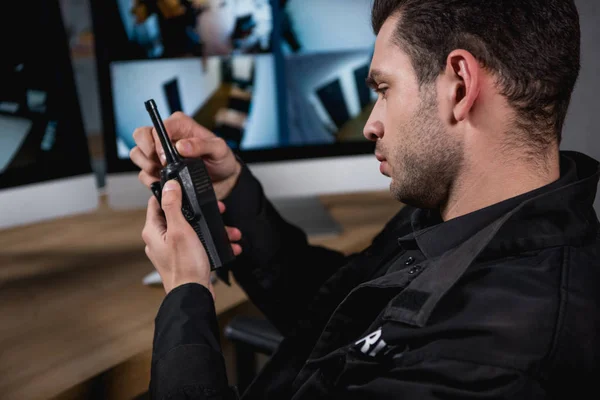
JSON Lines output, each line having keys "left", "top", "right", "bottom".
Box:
{"left": 404, "top": 256, "right": 415, "bottom": 265}
{"left": 408, "top": 265, "right": 421, "bottom": 275}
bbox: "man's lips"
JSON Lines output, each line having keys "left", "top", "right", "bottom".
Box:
{"left": 375, "top": 153, "right": 386, "bottom": 162}
{"left": 375, "top": 153, "right": 389, "bottom": 176}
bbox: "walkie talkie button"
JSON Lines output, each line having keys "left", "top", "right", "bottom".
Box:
{"left": 182, "top": 204, "right": 194, "bottom": 221}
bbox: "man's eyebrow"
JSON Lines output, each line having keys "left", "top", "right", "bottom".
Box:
{"left": 366, "top": 70, "right": 385, "bottom": 89}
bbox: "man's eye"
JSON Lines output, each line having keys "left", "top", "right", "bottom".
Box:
{"left": 376, "top": 86, "right": 389, "bottom": 97}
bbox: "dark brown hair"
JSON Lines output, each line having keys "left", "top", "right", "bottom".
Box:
{"left": 372, "top": 0, "right": 581, "bottom": 148}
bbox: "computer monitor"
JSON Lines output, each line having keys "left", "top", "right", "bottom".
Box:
{"left": 0, "top": 0, "right": 99, "bottom": 230}
{"left": 91, "top": 0, "right": 390, "bottom": 235}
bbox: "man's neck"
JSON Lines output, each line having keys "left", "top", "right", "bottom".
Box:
{"left": 441, "top": 148, "right": 561, "bottom": 221}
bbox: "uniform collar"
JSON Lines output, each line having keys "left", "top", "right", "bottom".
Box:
{"left": 397, "top": 151, "right": 599, "bottom": 259}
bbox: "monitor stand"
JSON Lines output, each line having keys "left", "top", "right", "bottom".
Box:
{"left": 271, "top": 196, "right": 342, "bottom": 238}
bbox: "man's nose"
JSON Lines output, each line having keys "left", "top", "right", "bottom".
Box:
{"left": 363, "top": 119, "right": 384, "bottom": 142}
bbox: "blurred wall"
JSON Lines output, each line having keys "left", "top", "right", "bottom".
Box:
{"left": 561, "top": 0, "right": 600, "bottom": 212}
{"left": 284, "top": 0, "right": 374, "bottom": 53}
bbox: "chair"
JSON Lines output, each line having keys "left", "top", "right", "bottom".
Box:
{"left": 224, "top": 316, "right": 284, "bottom": 393}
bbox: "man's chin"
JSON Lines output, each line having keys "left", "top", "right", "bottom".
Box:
{"left": 392, "top": 187, "right": 442, "bottom": 210}
{"left": 379, "top": 161, "right": 392, "bottom": 177}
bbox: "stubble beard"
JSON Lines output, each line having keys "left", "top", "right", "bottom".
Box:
{"left": 387, "top": 89, "right": 464, "bottom": 209}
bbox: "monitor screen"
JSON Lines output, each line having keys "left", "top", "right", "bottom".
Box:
{"left": 0, "top": 0, "right": 95, "bottom": 190}
{"left": 281, "top": 0, "right": 376, "bottom": 147}
{"left": 0, "top": 0, "right": 99, "bottom": 229}
{"left": 91, "top": 0, "right": 377, "bottom": 174}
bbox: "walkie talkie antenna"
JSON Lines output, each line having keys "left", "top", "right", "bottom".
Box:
{"left": 145, "top": 99, "right": 180, "bottom": 164}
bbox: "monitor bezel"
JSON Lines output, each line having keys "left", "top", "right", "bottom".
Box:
{"left": 0, "top": 0, "right": 95, "bottom": 190}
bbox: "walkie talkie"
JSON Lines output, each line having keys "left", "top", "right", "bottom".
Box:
{"left": 145, "top": 99, "right": 235, "bottom": 270}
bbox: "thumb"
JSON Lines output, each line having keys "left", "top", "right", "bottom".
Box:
{"left": 161, "top": 180, "right": 187, "bottom": 229}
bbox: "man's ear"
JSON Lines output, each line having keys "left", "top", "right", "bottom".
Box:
{"left": 444, "top": 50, "right": 481, "bottom": 122}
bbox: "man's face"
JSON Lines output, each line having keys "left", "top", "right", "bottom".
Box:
{"left": 364, "top": 15, "right": 464, "bottom": 209}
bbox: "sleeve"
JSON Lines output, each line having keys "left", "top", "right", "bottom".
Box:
{"left": 150, "top": 283, "right": 239, "bottom": 400}
{"left": 339, "top": 357, "right": 546, "bottom": 399}
{"left": 220, "top": 159, "right": 349, "bottom": 336}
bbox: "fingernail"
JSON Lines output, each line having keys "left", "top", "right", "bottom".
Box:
{"left": 163, "top": 180, "right": 177, "bottom": 192}
{"left": 160, "top": 153, "right": 166, "bottom": 163}
{"left": 176, "top": 140, "right": 191, "bottom": 154}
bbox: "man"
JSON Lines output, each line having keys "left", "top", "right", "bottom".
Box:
{"left": 130, "top": 0, "right": 600, "bottom": 398}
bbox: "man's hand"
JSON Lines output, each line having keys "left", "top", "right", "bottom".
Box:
{"left": 142, "top": 180, "right": 243, "bottom": 295}
{"left": 130, "top": 112, "right": 241, "bottom": 200}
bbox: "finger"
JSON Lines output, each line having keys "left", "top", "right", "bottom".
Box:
{"left": 232, "top": 243, "right": 242, "bottom": 256}
{"left": 130, "top": 146, "right": 161, "bottom": 176}
{"left": 132, "top": 126, "right": 161, "bottom": 163}
{"left": 138, "top": 170, "right": 160, "bottom": 188}
{"left": 226, "top": 226, "right": 242, "bottom": 242}
{"left": 175, "top": 136, "right": 229, "bottom": 161}
{"left": 152, "top": 112, "right": 216, "bottom": 164}
{"left": 142, "top": 196, "right": 166, "bottom": 247}
{"left": 161, "top": 180, "right": 188, "bottom": 231}
{"left": 153, "top": 130, "right": 168, "bottom": 166}
{"left": 218, "top": 201, "right": 226, "bottom": 214}
{"left": 164, "top": 112, "right": 215, "bottom": 141}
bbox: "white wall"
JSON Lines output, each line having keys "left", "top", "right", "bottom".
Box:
{"left": 286, "top": 0, "right": 375, "bottom": 53}
{"left": 286, "top": 50, "right": 372, "bottom": 136}
{"left": 232, "top": 56, "right": 254, "bottom": 82}
{"left": 240, "top": 55, "right": 280, "bottom": 149}
{"left": 111, "top": 57, "right": 221, "bottom": 154}
{"left": 562, "top": 0, "right": 600, "bottom": 212}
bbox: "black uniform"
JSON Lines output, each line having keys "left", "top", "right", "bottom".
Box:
{"left": 150, "top": 151, "right": 600, "bottom": 399}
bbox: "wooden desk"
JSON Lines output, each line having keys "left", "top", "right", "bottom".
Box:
{"left": 0, "top": 191, "right": 402, "bottom": 400}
